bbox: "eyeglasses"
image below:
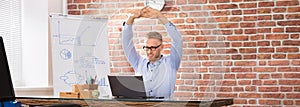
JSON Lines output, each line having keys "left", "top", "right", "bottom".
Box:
{"left": 143, "top": 44, "right": 162, "bottom": 51}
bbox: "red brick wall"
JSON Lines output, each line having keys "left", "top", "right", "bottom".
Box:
{"left": 67, "top": 0, "right": 300, "bottom": 106}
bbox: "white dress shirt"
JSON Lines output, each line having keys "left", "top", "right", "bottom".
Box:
{"left": 122, "top": 22, "right": 183, "bottom": 99}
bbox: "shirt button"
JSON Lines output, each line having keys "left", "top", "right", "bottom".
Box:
{"left": 150, "top": 80, "right": 152, "bottom": 82}
{"left": 150, "top": 90, "right": 153, "bottom": 92}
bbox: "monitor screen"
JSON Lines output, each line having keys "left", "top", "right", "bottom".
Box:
{"left": 0, "top": 36, "right": 16, "bottom": 102}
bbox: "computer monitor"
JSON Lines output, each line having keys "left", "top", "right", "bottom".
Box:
{"left": 0, "top": 36, "right": 16, "bottom": 102}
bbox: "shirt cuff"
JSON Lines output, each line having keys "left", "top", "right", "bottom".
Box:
{"left": 164, "top": 22, "right": 176, "bottom": 30}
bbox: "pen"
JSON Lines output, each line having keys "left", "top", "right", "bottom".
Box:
{"left": 94, "top": 75, "right": 97, "bottom": 84}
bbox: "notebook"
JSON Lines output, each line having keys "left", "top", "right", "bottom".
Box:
{"left": 0, "top": 36, "right": 16, "bottom": 102}
{"left": 108, "top": 75, "right": 148, "bottom": 99}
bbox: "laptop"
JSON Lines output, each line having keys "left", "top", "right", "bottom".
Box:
{"left": 108, "top": 75, "right": 147, "bottom": 99}
{"left": 0, "top": 36, "right": 16, "bottom": 102}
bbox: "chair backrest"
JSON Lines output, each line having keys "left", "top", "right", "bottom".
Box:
{"left": 0, "top": 36, "right": 16, "bottom": 102}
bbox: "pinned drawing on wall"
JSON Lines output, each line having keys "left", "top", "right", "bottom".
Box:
{"left": 50, "top": 14, "right": 111, "bottom": 97}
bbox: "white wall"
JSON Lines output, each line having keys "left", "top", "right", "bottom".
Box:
{"left": 16, "top": 0, "right": 63, "bottom": 96}
{"left": 22, "top": 0, "right": 48, "bottom": 87}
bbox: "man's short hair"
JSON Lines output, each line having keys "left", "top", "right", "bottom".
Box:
{"left": 146, "top": 32, "right": 162, "bottom": 42}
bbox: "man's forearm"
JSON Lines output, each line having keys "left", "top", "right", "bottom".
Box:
{"left": 126, "top": 16, "right": 136, "bottom": 25}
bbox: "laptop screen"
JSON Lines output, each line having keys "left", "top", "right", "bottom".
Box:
{"left": 108, "top": 75, "right": 147, "bottom": 98}
{"left": 0, "top": 36, "right": 16, "bottom": 101}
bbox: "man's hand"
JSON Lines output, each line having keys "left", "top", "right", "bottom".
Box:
{"left": 141, "top": 7, "right": 169, "bottom": 24}
{"left": 126, "top": 9, "right": 142, "bottom": 25}
{"left": 126, "top": 7, "right": 169, "bottom": 25}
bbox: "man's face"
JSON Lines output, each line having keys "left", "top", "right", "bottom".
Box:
{"left": 144, "top": 38, "right": 163, "bottom": 63}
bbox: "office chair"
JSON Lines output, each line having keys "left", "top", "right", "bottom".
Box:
{"left": 43, "top": 103, "right": 82, "bottom": 107}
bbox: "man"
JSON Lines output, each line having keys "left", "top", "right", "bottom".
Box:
{"left": 122, "top": 7, "right": 183, "bottom": 99}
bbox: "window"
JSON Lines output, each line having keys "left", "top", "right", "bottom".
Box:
{"left": 0, "top": 0, "right": 48, "bottom": 87}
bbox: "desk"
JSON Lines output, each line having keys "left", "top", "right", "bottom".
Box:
{"left": 16, "top": 96, "right": 233, "bottom": 107}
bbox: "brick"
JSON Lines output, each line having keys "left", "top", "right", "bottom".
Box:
{"left": 181, "top": 74, "right": 201, "bottom": 79}
{"left": 74, "top": 0, "right": 91, "bottom": 3}
{"left": 272, "top": 54, "right": 286, "bottom": 59}
{"left": 239, "top": 48, "right": 257, "bottom": 53}
{"left": 272, "top": 28, "right": 284, "bottom": 33}
{"left": 243, "top": 16, "right": 257, "bottom": 21}
{"left": 258, "top": 2, "right": 274, "bottom": 7}
{"left": 209, "top": 0, "right": 230, "bottom": 3}
{"left": 254, "top": 67, "right": 276, "bottom": 72}
{"left": 181, "top": 6, "right": 201, "bottom": 11}
{"left": 273, "top": 8, "right": 286, "bottom": 13}
{"left": 245, "top": 86, "right": 256, "bottom": 91}
{"left": 229, "top": 17, "right": 241, "bottom": 22}
{"left": 257, "top": 8, "right": 271, "bottom": 14}
{"left": 263, "top": 80, "right": 277, "bottom": 85}
{"left": 259, "top": 74, "right": 270, "bottom": 79}
{"left": 231, "top": 67, "right": 252, "bottom": 72}
{"left": 258, "top": 41, "right": 270, "bottom": 46}
{"left": 278, "top": 20, "right": 300, "bottom": 26}
{"left": 276, "top": 47, "right": 299, "bottom": 52}
{"left": 227, "top": 36, "right": 248, "bottom": 41}
{"left": 174, "top": 92, "right": 193, "bottom": 97}
{"left": 268, "top": 60, "right": 289, "bottom": 66}
{"left": 286, "top": 27, "right": 300, "bottom": 32}
{"left": 68, "top": 4, "right": 77, "bottom": 9}
{"left": 237, "top": 73, "right": 256, "bottom": 79}
{"left": 276, "top": 1, "right": 299, "bottom": 6}
{"left": 87, "top": 4, "right": 103, "bottom": 8}
{"left": 216, "top": 93, "right": 237, "bottom": 98}
{"left": 283, "top": 40, "right": 300, "bottom": 45}
{"left": 288, "top": 54, "right": 300, "bottom": 59}
{"left": 176, "top": 0, "right": 187, "bottom": 5}
{"left": 243, "top": 9, "right": 256, "bottom": 14}
{"left": 292, "top": 60, "right": 300, "bottom": 65}
{"left": 239, "top": 3, "right": 257, "bottom": 8}
{"left": 273, "top": 14, "right": 284, "bottom": 20}
{"left": 278, "top": 67, "right": 300, "bottom": 72}
{"left": 232, "top": 10, "right": 242, "bottom": 15}
{"left": 243, "top": 56, "right": 256, "bottom": 60}
{"left": 259, "top": 87, "right": 279, "bottom": 92}
{"left": 239, "top": 93, "right": 261, "bottom": 98}
{"left": 234, "top": 87, "right": 244, "bottom": 92}
{"left": 259, "top": 99, "right": 281, "bottom": 105}
{"left": 258, "top": 48, "right": 274, "bottom": 53}
{"left": 190, "top": 12, "right": 208, "bottom": 17}
{"left": 68, "top": 11, "right": 81, "bottom": 15}
{"left": 291, "top": 34, "right": 299, "bottom": 39}
{"left": 240, "top": 22, "right": 255, "bottom": 28}
{"left": 238, "top": 80, "right": 251, "bottom": 85}
{"left": 211, "top": 10, "right": 230, "bottom": 16}
{"left": 232, "top": 55, "right": 242, "bottom": 60}
{"left": 188, "top": 0, "right": 207, "bottom": 4}
{"left": 272, "top": 41, "right": 281, "bottom": 46}
{"left": 250, "top": 35, "right": 264, "bottom": 40}
{"left": 286, "top": 14, "right": 300, "bottom": 19}
{"left": 281, "top": 86, "right": 293, "bottom": 92}
{"left": 258, "top": 28, "right": 271, "bottom": 33}
{"left": 216, "top": 4, "right": 238, "bottom": 9}
{"left": 284, "top": 73, "right": 300, "bottom": 79}
{"left": 258, "top": 15, "right": 271, "bottom": 20}
{"left": 258, "top": 21, "right": 276, "bottom": 27}
{"left": 257, "top": 54, "right": 271, "bottom": 59}
{"left": 266, "top": 34, "right": 289, "bottom": 40}
{"left": 286, "top": 93, "right": 300, "bottom": 99}
{"left": 244, "top": 42, "right": 256, "bottom": 47}
{"left": 280, "top": 80, "right": 300, "bottom": 85}
{"left": 178, "top": 86, "right": 198, "bottom": 91}
{"left": 288, "top": 7, "right": 300, "bottom": 12}
{"left": 245, "top": 29, "right": 257, "bottom": 34}
{"left": 78, "top": 4, "right": 85, "bottom": 9}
